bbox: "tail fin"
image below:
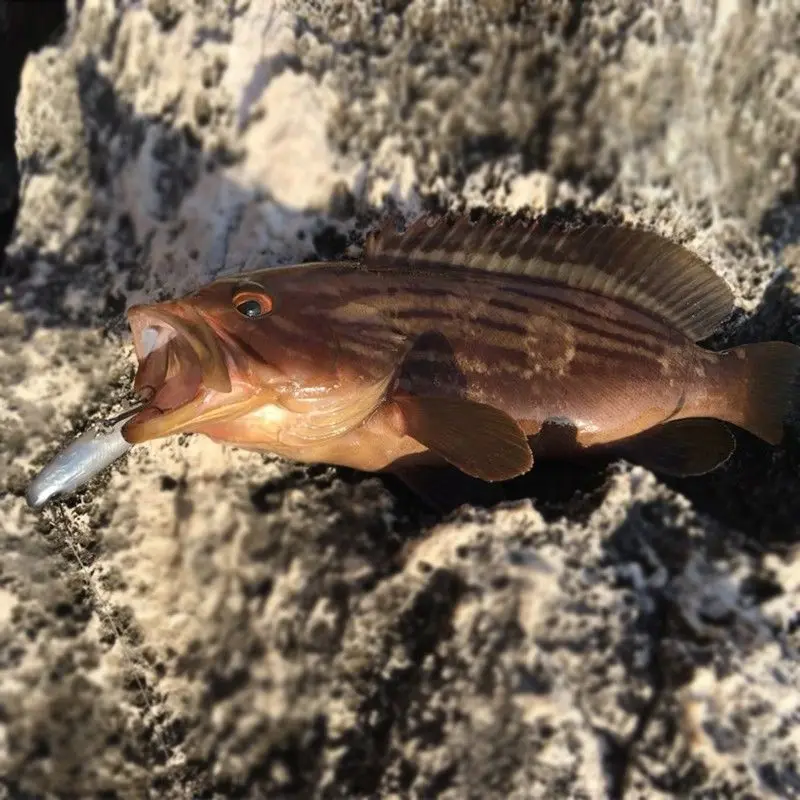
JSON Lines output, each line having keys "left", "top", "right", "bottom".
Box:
{"left": 712, "top": 341, "right": 800, "bottom": 445}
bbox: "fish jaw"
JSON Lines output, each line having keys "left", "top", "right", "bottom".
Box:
{"left": 127, "top": 301, "right": 231, "bottom": 393}
{"left": 121, "top": 387, "right": 279, "bottom": 444}
{"left": 122, "top": 301, "right": 281, "bottom": 444}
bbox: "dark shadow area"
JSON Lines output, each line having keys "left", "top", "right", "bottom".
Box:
{"left": 379, "top": 416, "right": 615, "bottom": 523}
{"left": 330, "top": 568, "right": 466, "bottom": 798}
{"left": 662, "top": 269, "right": 800, "bottom": 552}
{"left": 501, "top": 452, "right": 615, "bottom": 520}
{"left": 759, "top": 152, "right": 800, "bottom": 246}
{"left": 376, "top": 454, "right": 613, "bottom": 525}
{"left": 0, "top": 50, "right": 357, "bottom": 333}
{"left": 0, "top": 0, "right": 67, "bottom": 265}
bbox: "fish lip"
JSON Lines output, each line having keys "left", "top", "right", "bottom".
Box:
{"left": 121, "top": 387, "right": 281, "bottom": 444}
{"left": 129, "top": 302, "right": 232, "bottom": 390}
{"left": 121, "top": 393, "right": 205, "bottom": 444}
{"left": 124, "top": 302, "right": 232, "bottom": 442}
{"left": 124, "top": 301, "right": 296, "bottom": 444}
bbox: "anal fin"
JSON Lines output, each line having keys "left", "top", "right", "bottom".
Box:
{"left": 394, "top": 396, "right": 533, "bottom": 482}
{"left": 613, "top": 418, "right": 735, "bottom": 477}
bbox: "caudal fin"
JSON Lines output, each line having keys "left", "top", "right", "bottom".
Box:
{"left": 717, "top": 340, "right": 800, "bottom": 445}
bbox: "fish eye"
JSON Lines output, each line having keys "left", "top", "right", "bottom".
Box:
{"left": 233, "top": 288, "right": 273, "bottom": 319}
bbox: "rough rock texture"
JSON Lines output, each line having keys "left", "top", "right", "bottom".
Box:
{"left": 2, "top": 0, "right": 799, "bottom": 797}
{"left": 0, "top": 0, "right": 67, "bottom": 258}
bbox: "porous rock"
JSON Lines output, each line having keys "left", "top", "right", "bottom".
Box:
{"left": 1, "top": 1, "right": 799, "bottom": 797}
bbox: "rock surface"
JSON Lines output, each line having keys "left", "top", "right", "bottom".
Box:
{"left": 2, "top": 1, "right": 799, "bottom": 797}
{"left": 0, "top": 0, "right": 67, "bottom": 260}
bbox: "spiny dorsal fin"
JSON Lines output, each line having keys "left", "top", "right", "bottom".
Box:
{"left": 364, "top": 214, "right": 735, "bottom": 342}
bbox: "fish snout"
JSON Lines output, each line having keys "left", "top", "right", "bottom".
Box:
{"left": 127, "top": 302, "right": 182, "bottom": 360}
{"left": 127, "top": 301, "right": 232, "bottom": 394}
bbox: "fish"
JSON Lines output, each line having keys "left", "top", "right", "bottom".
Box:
{"left": 93, "top": 214, "right": 800, "bottom": 506}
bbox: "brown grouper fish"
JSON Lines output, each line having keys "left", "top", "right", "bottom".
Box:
{"left": 119, "top": 214, "right": 800, "bottom": 502}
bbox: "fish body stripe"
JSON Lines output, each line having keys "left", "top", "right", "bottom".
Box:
{"left": 322, "top": 265, "right": 677, "bottom": 343}
{"left": 264, "top": 263, "right": 687, "bottom": 394}
{"left": 354, "top": 255, "right": 677, "bottom": 336}
{"left": 327, "top": 281, "right": 677, "bottom": 365}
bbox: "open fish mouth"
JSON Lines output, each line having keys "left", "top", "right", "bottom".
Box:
{"left": 122, "top": 302, "right": 234, "bottom": 443}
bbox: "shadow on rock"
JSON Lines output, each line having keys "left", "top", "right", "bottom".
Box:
{"left": 330, "top": 568, "right": 466, "bottom": 798}
{"left": 0, "top": 1, "right": 67, "bottom": 266}
{"left": 663, "top": 270, "right": 800, "bottom": 552}
{"left": 2, "top": 52, "right": 362, "bottom": 334}
{"left": 322, "top": 408, "right": 612, "bottom": 527}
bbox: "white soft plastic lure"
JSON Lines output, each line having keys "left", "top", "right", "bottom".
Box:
{"left": 26, "top": 416, "right": 134, "bottom": 509}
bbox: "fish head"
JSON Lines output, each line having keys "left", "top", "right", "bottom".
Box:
{"left": 122, "top": 273, "right": 341, "bottom": 445}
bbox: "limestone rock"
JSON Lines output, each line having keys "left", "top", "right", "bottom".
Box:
{"left": 1, "top": 1, "right": 799, "bottom": 797}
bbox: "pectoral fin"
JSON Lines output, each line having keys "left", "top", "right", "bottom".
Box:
{"left": 614, "top": 418, "right": 735, "bottom": 476}
{"left": 394, "top": 396, "right": 533, "bottom": 482}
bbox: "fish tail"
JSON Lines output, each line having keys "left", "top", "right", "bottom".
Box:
{"left": 706, "top": 341, "right": 800, "bottom": 444}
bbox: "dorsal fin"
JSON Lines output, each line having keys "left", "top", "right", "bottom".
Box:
{"left": 363, "top": 214, "right": 735, "bottom": 342}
